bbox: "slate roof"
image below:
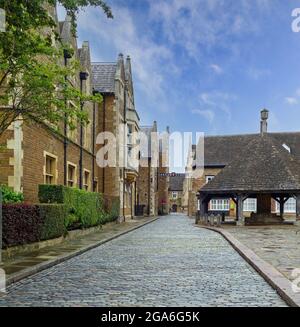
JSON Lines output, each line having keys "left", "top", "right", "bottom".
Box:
{"left": 201, "top": 134, "right": 300, "bottom": 193}
{"left": 200, "top": 132, "right": 300, "bottom": 167}
{"left": 169, "top": 174, "right": 186, "bottom": 192}
{"left": 92, "top": 63, "right": 117, "bottom": 93}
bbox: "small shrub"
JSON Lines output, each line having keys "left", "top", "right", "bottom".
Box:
{"left": 0, "top": 185, "right": 24, "bottom": 204}
{"left": 103, "top": 197, "right": 120, "bottom": 223}
{"left": 39, "top": 185, "right": 106, "bottom": 229}
{"left": 2, "top": 204, "right": 42, "bottom": 248}
{"left": 2, "top": 203, "right": 67, "bottom": 248}
{"left": 37, "top": 204, "right": 67, "bottom": 240}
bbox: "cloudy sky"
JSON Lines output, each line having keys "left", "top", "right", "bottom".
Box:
{"left": 58, "top": 0, "right": 300, "bottom": 138}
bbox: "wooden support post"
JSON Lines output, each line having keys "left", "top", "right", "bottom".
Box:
{"left": 236, "top": 194, "right": 245, "bottom": 226}
{"left": 279, "top": 196, "right": 284, "bottom": 219}
{"left": 199, "top": 195, "right": 208, "bottom": 217}
{"left": 296, "top": 195, "right": 300, "bottom": 221}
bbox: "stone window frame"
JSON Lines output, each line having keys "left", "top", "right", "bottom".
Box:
{"left": 67, "top": 161, "right": 77, "bottom": 188}
{"left": 83, "top": 169, "right": 91, "bottom": 191}
{"left": 43, "top": 151, "right": 58, "bottom": 185}
{"left": 172, "top": 191, "right": 178, "bottom": 199}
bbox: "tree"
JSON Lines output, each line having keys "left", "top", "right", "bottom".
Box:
{"left": 0, "top": 0, "right": 112, "bottom": 135}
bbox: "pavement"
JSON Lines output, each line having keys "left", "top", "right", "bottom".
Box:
{"left": 0, "top": 216, "right": 158, "bottom": 286}
{"left": 0, "top": 214, "right": 286, "bottom": 307}
{"left": 222, "top": 224, "right": 300, "bottom": 282}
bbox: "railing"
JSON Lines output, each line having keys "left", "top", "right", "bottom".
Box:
{"left": 196, "top": 212, "right": 222, "bottom": 227}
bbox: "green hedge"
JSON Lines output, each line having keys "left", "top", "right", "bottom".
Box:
{"left": 104, "top": 197, "right": 120, "bottom": 223}
{"left": 2, "top": 203, "right": 66, "bottom": 248}
{"left": 39, "top": 185, "right": 106, "bottom": 229}
{"left": 37, "top": 204, "right": 67, "bottom": 240}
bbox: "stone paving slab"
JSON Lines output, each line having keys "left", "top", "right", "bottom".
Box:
{"left": 200, "top": 225, "right": 300, "bottom": 307}
{"left": 221, "top": 224, "right": 300, "bottom": 282}
{"left": 0, "top": 215, "right": 287, "bottom": 307}
{"left": 0, "top": 217, "right": 158, "bottom": 286}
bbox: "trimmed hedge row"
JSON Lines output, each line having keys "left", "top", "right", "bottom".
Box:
{"left": 38, "top": 185, "right": 109, "bottom": 229}
{"left": 2, "top": 204, "right": 66, "bottom": 248}
{"left": 2, "top": 186, "right": 120, "bottom": 248}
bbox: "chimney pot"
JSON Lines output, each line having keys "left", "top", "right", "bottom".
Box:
{"left": 260, "top": 108, "right": 269, "bottom": 134}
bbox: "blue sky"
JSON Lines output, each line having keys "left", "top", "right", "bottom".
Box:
{"left": 57, "top": 0, "right": 300, "bottom": 138}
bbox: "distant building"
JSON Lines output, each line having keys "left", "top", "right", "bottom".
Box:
{"left": 185, "top": 109, "right": 300, "bottom": 223}
{"left": 169, "top": 173, "right": 185, "bottom": 213}
{"left": 136, "top": 122, "right": 159, "bottom": 216}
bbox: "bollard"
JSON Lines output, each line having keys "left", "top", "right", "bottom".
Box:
{"left": 217, "top": 214, "right": 221, "bottom": 227}
{"left": 210, "top": 215, "right": 214, "bottom": 226}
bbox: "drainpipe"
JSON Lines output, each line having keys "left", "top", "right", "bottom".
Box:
{"left": 123, "top": 84, "right": 127, "bottom": 221}
{"left": 102, "top": 95, "right": 106, "bottom": 194}
{"left": 148, "top": 157, "right": 151, "bottom": 216}
{"left": 92, "top": 89, "right": 100, "bottom": 191}
{"left": 63, "top": 49, "right": 72, "bottom": 186}
{"left": 79, "top": 71, "right": 89, "bottom": 189}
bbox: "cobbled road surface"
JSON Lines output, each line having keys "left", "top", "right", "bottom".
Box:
{"left": 0, "top": 214, "right": 286, "bottom": 307}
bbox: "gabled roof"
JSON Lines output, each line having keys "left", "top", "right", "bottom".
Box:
{"left": 199, "top": 132, "right": 300, "bottom": 167}
{"left": 169, "top": 174, "right": 186, "bottom": 192}
{"left": 201, "top": 134, "right": 300, "bottom": 193}
{"left": 92, "top": 63, "right": 117, "bottom": 93}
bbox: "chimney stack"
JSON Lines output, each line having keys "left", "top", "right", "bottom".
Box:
{"left": 260, "top": 108, "right": 269, "bottom": 135}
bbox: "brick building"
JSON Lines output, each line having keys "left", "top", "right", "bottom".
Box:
{"left": 185, "top": 109, "right": 300, "bottom": 222}
{"left": 157, "top": 128, "right": 170, "bottom": 215}
{"left": 92, "top": 54, "right": 140, "bottom": 220}
{"left": 169, "top": 173, "right": 185, "bottom": 213}
{"left": 0, "top": 11, "right": 97, "bottom": 203}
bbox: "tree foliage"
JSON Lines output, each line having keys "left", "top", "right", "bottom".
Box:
{"left": 0, "top": 0, "right": 112, "bottom": 135}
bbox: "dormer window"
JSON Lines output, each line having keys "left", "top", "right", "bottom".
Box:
{"left": 282, "top": 143, "right": 291, "bottom": 153}
{"left": 206, "top": 175, "right": 215, "bottom": 183}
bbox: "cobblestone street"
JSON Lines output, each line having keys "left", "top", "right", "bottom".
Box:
{"left": 0, "top": 215, "right": 286, "bottom": 307}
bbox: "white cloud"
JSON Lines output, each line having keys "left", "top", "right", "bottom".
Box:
{"left": 285, "top": 97, "right": 298, "bottom": 105}
{"left": 198, "top": 91, "right": 237, "bottom": 122}
{"left": 191, "top": 109, "right": 215, "bottom": 123}
{"left": 210, "top": 64, "right": 223, "bottom": 74}
{"left": 148, "top": 0, "right": 275, "bottom": 60}
{"left": 76, "top": 5, "right": 173, "bottom": 108}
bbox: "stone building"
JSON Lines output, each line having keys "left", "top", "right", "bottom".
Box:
{"left": 169, "top": 173, "right": 185, "bottom": 213}
{"left": 136, "top": 122, "right": 159, "bottom": 216}
{"left": 157, "top": 128, "right": 170, "bottom": 215}
{"left": 0, "top": 11, "right": 97, "bottom": 203}
{"left": 92, "top": 54, "right": 140, "bottom": 220}
{"left": 186, "top": 109, "right": 300, "bottom": 222}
